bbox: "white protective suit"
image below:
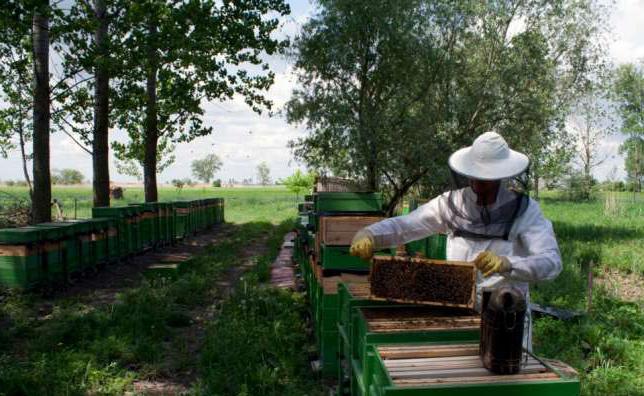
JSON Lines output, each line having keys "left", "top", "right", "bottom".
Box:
{"left": 363, "top": 187, "right": 562, "bottom": 350}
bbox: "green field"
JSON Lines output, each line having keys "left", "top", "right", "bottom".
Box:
{"left": 0, "top": 186, "right": 641, "bottom": 395}
{"left": 0, "top": 185, "right": 299, "bottom": 224}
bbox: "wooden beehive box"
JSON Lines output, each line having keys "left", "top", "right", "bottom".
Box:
{"left": 318, "top": 215, "right": 384, "bottom": 246}
{"left": 369, "top": 255, "right": 476, "bottom": 309}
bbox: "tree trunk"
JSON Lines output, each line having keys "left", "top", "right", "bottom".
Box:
{"left": 533, "top": 171, "right": 540, "bottom": 201}
{"left": 31, "top": 2, "right": 51, "bottom": 223}
{"left": 143, "top": 20, "right": 159, "bottom": 202}
{"left": 92, "top": 0, "right": 111, "bottom": 207}
{"left": 18, "top": 121, "right": 33, "bottom": 199}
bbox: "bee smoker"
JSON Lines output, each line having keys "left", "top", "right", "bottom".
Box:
{"left": 480, "top": 285, "right": 527, "bottom": 374}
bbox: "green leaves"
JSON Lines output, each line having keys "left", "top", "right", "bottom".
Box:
{"left": 287, "top": 0, "right": 610, "bottom": 207}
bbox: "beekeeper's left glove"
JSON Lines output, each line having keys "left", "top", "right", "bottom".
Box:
{"left": 474, "top": 251, "right": 511, "bottom": 277}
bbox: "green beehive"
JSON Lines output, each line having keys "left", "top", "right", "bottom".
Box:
{"left": 127, "top": 205, "right": 144, "bottom": 252}
{"left": 86, "top": 218, "right": 110, "bottom": 266}
{"left": 0, "top": 227, "right": 45, "bottom": 289}
{"left": 152, "top": 202, "right": 166, "bottom": 246}
{"left": 62, "top": 220, "right": 95, "bottom": 272}
{"left": 166, "top": 202, "right": 177, "bottom": 244}
{"left": 405, "top": 234, "right": 447, "bottom": 260}
{"left": 361, "top": 342, "right": 580, "bottom": 396}
{"left": 38, "top": 222, "right": 80, "bottom": 276}
{"left": 174, "top": 201, "right": 190, "bottom": 239}
{"left": 315, "top": 192, "right": 384, "bottom": 213}
{"left": 32, "top": 224, "right": 66, "bottom": 284}
{"left": 319, "top": 245, "right": 393, "bottom": 272}
{"left": 92, "top": 207, "right": 129, "bottom": 259}
{"left": 103, "top": 218, "right": 120, "bottom": 263}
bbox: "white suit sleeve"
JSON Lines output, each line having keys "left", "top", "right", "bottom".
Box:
{"left": 362, "top": 194, "right": 449, "bottom": 249}
{"left": 505, "top": 201, "right": 562, "bottom": 282}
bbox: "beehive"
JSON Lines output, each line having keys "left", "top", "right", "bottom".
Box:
{"left": 0, "top": 227, "right": 45, "bottom": 288}
{"left": 370, "top": 256, "right": 476, "bottom": 309}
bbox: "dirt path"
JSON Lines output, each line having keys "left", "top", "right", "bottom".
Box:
{"left": 128, "top": 229, "right": 274, "bottom": 395}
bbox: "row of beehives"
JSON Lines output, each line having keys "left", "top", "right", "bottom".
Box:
{"left": 0, "top": 198, "right": 224, "bottom": 289}
{"left": 293, "top": 192, "right": 580, "bottom": 396}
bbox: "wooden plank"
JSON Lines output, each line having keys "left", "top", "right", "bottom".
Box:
{"left": 379, "top": 345, "right": 480, "bottom": 360}
{"left": 394, "top": 372, "right": 560, "bottom": 386}
{"left": 386, "top": 360, "right": 543, "bottom": 372}
{"left": 319, "top": 216, "right": 383, "bottom": 246}
{"left": 388, "top": 364, "right": 547, "bottom": 379}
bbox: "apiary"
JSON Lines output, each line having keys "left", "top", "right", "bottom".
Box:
{"left": 370, "top": 256, "right": 476, "bottom": 309}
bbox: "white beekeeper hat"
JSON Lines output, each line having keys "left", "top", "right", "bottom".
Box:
{"left": 448, "top": 131, "right": 529, "bottom": 180}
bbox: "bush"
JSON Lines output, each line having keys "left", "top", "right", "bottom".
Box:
{"left": 5, "top": 180, "right": 15, "bottom": 186}
{"left": 52, "top": 169, "right": 85, "bottom": 185}
{"left": 212, "top": 179, "right": 222, "bottom": 188}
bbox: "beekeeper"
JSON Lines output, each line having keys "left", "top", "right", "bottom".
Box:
{"left": 350, "top": 131, "right": 562, "bottom": 349}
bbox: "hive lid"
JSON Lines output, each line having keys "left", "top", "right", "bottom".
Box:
{"left": 37, "top": 222, "right": 77, "bottom": 237}
{"left": 0, "top": 226, "right": 44, "bottom": 244}
{"left": 92, "top": 206, "right": 124, "bottom": 218}
{"left": 62, "top": 219, "right": 93, "bottom": 233}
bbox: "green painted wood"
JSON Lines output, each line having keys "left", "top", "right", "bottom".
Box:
{"left": 316, "top": 192, "right": 384, "bottom": 213}
{"left": 0, "top": 227, "right": 43, "bottom": 244}
{"left": 363, "top": 343, "right": 580, "bottom": 396}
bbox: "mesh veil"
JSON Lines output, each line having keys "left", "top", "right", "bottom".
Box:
{"left": 442, "top": 170, "right": 530, "bottom": 241}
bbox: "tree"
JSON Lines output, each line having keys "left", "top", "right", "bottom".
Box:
{"left": 191, "top": 154, "right": 223, "bottom": 184}
{"left": 52, "top": 169, "right": 85, "bottom": 185}
{"left": 256, "top": 162, "right": 271, "bottom": 186}
{"left": 32, "top": 0, "right": 52, "bottom": 223}
{"left": 614, "top": 62, "right": 644, "bottom": 192}
{"left": 568, "top": 93, "right": 618, "bottom": 199}
{"left": 287, "top": 0, "right": 610, "bottom": 213}
{"left": 283, "top": 170, "right": 315, "bottom": 200}
{"left": 619, "top": 137, "right": 643, "bottom": 192}
{"left": 111, "top": 0, "right": 290, "bottom": 202}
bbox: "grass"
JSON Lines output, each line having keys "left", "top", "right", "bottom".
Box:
{"left": 530, "top": 191, "right": 643, "bottom": 396}
{"left": 195, "top": 220, "right": 323, "bottom": 396}
{"left": 0, "top": 185, "right": 299, "bottom": 224}
{"left": 0, "top": 188, "right": 314, "bottom": 395}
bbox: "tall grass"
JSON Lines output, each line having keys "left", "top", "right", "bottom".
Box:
{"left": 531, "top": 192, "right": 643, "bottom": 396}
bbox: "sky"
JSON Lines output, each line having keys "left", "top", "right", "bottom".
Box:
{"left": 0, "top": 0, "right": 642, "bottom": 185}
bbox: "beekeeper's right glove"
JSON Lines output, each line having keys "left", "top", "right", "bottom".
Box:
{"left": 350, "top": 229, "right": 375, "bottom": 260}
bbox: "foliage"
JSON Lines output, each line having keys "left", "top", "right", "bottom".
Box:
{"left": 191, "top": 154, "right": 222, "bottom": 184}
{"left": 111, "top": 0, "right": 290, "bottom": 199}
{"left": 112, "top": 135, "right": 176, "bottom": 176}
{"left": 613, "top": 62, "right": 644, "bottom": 192}
{"left": 568, "top": 93, "right": 618, "bottom": 198}
{"left": 51, "top": 168, "right": 85, "bottom": 185}
{"left": 115, "top": 158, "right": 143, "bottom": 181}
{"left": 256, "top": 161, "right": 271, "bottom": 186}
{"left": 212, "top": 179, "right": 222, "bottom": 188}
{"left": 619, "top": 136, "right": 643, "bottom": 192}
{"left": 613, "top": 62, "right": 644, "bottom": 136}
{"left": 282, "top": 169, "right": 315, "bottom": 199}
{"left": 287, "top": 0, "right": 611, "bottom": 212}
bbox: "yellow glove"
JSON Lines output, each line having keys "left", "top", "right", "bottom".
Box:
{"left": 350, "top": 231, "right": 374, "bottom": 260}
{"left": 474, "top": 251, "right": 511, "bottom": 277}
